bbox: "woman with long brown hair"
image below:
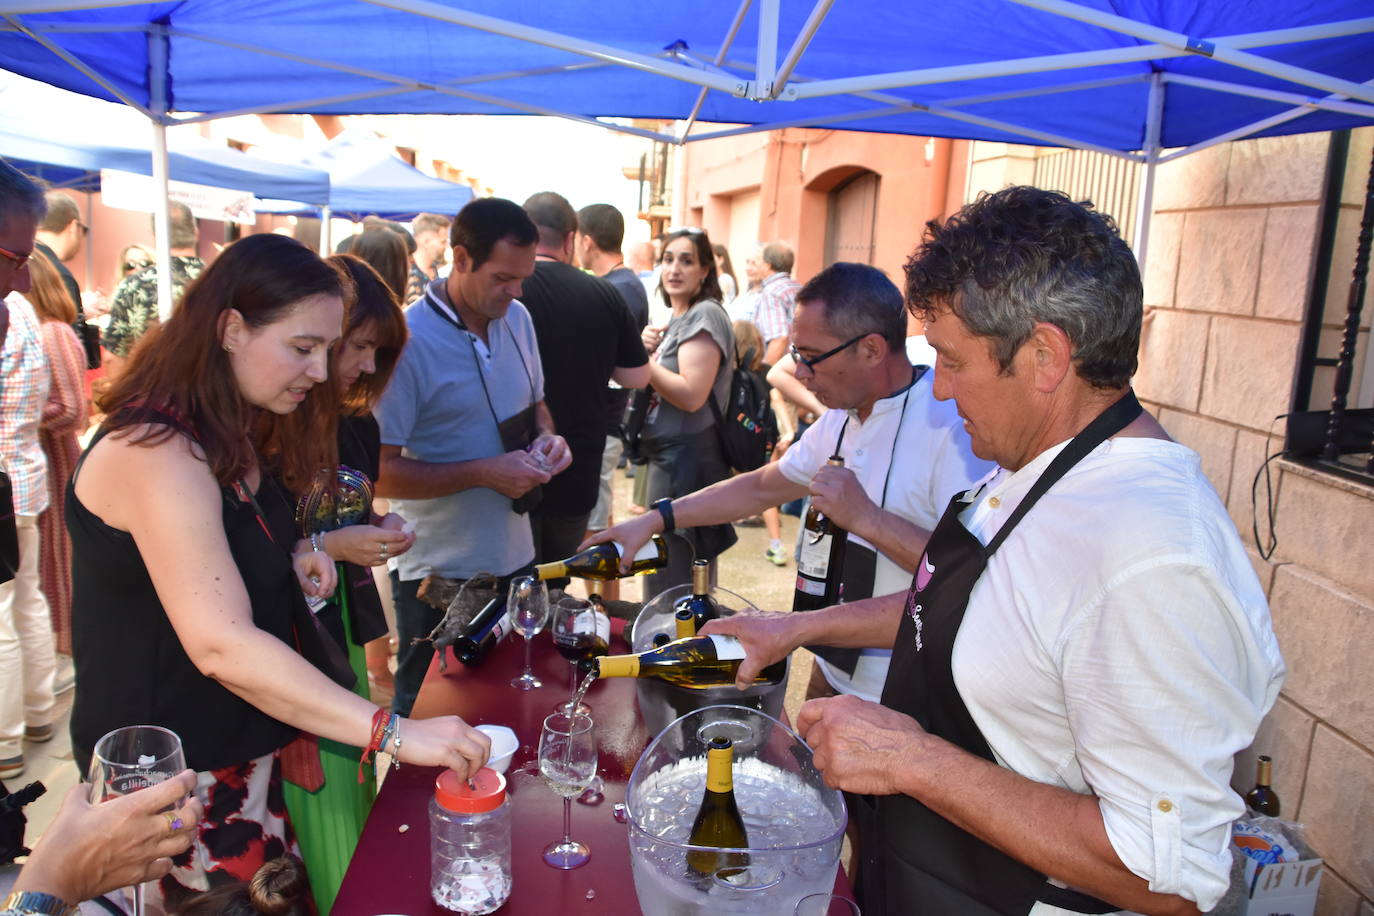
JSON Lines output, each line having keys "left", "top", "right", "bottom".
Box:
{"left": 25, "top": 249, "right": 87, "bottom": 658}
{"left": 279, "top": 253, "right": 412, "bottom": 913}
{"left": 68, "top": 233, "right": 487, "bottom": 910}
{"left": 634, "top": 227, "right": 736, "bottom": 594}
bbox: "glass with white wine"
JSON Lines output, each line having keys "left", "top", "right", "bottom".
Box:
{"left": 538, "top": 710, "right": 596, "bottom": 869}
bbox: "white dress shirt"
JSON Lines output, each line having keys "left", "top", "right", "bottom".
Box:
{"left": 779, "top": 370, "right": 992, "bottom": 700}
{"left": 948, "top": 436, "right": 1285, "bottom": 913}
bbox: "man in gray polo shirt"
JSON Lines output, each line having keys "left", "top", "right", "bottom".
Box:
{"left": 376, "top": 197, "right": 571, "bottom": 715}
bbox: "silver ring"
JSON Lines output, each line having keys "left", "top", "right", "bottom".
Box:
{"left": 379, "top": 543, "right": 389, "bottom": 558}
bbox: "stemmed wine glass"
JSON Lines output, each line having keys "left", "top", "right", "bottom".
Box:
{"left": 538, "top": 710, "right": 596, "bottom": 869}
{"left": 549, "top": 595, "right": 608, "bottom": 709}
{"left": 88, "top": 725, "right": 188, "bottom": 915}
{"left": 509, "top": 576, "right": 550, "bottom": 690}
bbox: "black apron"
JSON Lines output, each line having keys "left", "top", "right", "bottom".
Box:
{"left": 858, "top": 390, "right": 1143, "bottom": 916}
{"left": 810, "top": 367, "right": 924, "bottom": 675}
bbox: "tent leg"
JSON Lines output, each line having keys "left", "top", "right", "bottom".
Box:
{"left": 320, "top": 206, "right": 332, "bottom": 255}
{"left": 149, "top": 26, "right": 174, "bottom": 322}
{"left": 1133, "top": 72, "right": 1165, "bottom": 273}
{"left": 150, "top": 119, "right": 174, "bottom": 322}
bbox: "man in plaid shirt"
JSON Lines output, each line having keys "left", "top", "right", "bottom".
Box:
{"left": 747, "top": 241, "right": 801, "bottom": 369}
{"left": 0, "top": 157, "right": 59, "bottom": 779}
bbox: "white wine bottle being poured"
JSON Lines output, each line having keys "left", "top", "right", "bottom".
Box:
{"left": 687, "top": 735, "right": 750, "bottom": 880}
{"left": 534, "top": 534, "right": 670, "bottom": 582}
{"left": 593, "top": 634, "right": 785, "bottom": 690}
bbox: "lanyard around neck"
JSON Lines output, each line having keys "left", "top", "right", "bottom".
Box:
{"left": 424, "top": 289, "right": 536, "bottom": 429}
{"left": 833, "top": 365, "right": 926, "bottom": 510}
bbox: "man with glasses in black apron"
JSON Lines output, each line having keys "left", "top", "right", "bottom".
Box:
{"left": 711, "top": 187, "right": 1284, "bottom": 916}
{"left": 586, "top": 262, "right": 989, "bottom": 696}
{"left": 376, "top": 198, "right": 571, "bottom": 717}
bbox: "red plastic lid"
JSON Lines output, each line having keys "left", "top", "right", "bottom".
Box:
{"left": 435, "top": 768, "right": 507, "bottom": 814}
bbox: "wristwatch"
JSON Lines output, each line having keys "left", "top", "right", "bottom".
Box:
{"left": 652, "top": 498, "right": 675, "bottom": 534}
{"left": 2, "top": 891, "right": 79, "bottom": 916}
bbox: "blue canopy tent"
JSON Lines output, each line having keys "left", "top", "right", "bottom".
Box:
{"left": 0, "top": 111, "right": 333, "bottom": 202}
{"left": 255, "top": 128, "right": 474, "bottom": 225}
{"left": 1, "top": 0, "right": 1372, "bottom": 307}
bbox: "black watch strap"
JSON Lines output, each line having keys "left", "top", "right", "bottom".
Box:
{"left": 652, "top": 498, "right": 675, "bottom": 534}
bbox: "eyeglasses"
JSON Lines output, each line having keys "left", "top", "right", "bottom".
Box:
{"left": 789, "top": 333, "right": 870, "bottom": 374}
{"left": 0, "top": 244, "right": 31, "bottom": 269}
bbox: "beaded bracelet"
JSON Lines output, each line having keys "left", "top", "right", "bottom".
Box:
{"left": 388, "top": 719, "right": 402, "bottom": 771}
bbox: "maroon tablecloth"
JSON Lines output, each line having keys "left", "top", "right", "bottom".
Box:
{"left": 334, "top": 618, "right": 853, "bottom": 915}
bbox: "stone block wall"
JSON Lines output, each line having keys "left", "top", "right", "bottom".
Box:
{"left": 1135, "top": 129, "right": 1374, "bottom": 914}
{"left": 970, "top": 131, "right": 1374, "bottom": 912}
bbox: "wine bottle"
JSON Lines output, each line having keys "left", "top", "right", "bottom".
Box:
{"left": 674, "top": 607, "right": 697, "bottom": 639}
{"left": 451, "top": 595, "right": 514, "bottom": 667}
{"left": 793, "top": 456, "right": 848, "bottom": 613}
{"left": 594, "top": 635, "right": 785, "bottom": 690}
{"left": 687, "top": 735, "right": 750, "bottom": 879}
{"left": 1244, "top": 755, "right": 1281, "bottom": 817}
{"left": 533, "top": 534, "right": 669, "bottom": 582}
{"left": 651, "top": 633, "right": 672, "bottom": 648}
{"left": 553, "top": 604, "right": 612, "bottom": 672}
{"left": 672, "top": 559, "right": 718, "bottom": 633}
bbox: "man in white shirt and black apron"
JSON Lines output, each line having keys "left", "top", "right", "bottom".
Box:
{"left": 585, "top": 262, "right": 990, "bottom": 691}
{"left": 711, "top": 187, "right": 1285, "bottom": 916}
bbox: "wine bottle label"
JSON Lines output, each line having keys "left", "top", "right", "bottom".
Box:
{"left": 571, "top": 612, "right": 611, "bottom": 643}
{"left": 798, "top": 532, "right": 832, "bottom": 578}
{"left": 795, "top": 574, "right": 827, "bottom": 596}
{"left": 619, "top": 539, "right": 660, "bottom": 562}
{"left": 707, "top": 634, "right": 745, "bottom": 660}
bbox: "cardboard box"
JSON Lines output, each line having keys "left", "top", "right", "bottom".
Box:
{"left": 1237, "top": 850, "right": 1324, "bottom": 916}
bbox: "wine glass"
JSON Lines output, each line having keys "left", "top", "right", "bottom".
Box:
{"left": 550, "top": 595, "right": 607, "bottom": 707}
{"left": 509, "top": 576, "right": 549, "bottom": 690}
{"left": 88, "top": 725, "right": 188, "bottom": 915}
{"left": 794, "top": 894, "right": 861, "bottom": 915}
{"left": 538, "top": 710, "right": 596, "bottom": 869}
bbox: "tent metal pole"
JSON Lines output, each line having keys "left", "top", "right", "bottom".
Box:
{"left": 788, "top": 16, "right": 1374, "bottom": 101}
{"left": 755, "top": 0, "right": 778, "bottom": 98}
{"left": 169, "top": 28, "right": 681, "bottom": 143}
{"left": 319, "top": 206, "right": 331, "bottom": 256}
{"left": 679, "top": 0, "right": 753, "bottom": 142}
{"left": 1133, "top": 72, "right": 1164, "bottom": 271}
{"left": 148, "top": 25, "right": 173, "bottom": 322}
{"left": 2, "top": 13, "right": 156, "bottom": 117}
{"left": 1157, "top": 76, "right": 1374, "bottom": 163}
{"left": 687, "top": 98, "right": 1143, "bottom": 161}
{"left": 0, "top": 0, "right": 145, "bottom": 11}
{"left": 772, "top": 0, "right": 834, "bottom": 98}
{"left": 941, "top": 73, "right": 1148, "bottom": 107}
{"left": 357, "top": 0, "right": 746, "bottom": 95}
{"left": 1161, "top": 72, "right": 1374, "bottom": 120}
{"left": 1005, "top": 0, "right": 1374, "bottom": 104}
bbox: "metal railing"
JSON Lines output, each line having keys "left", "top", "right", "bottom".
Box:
{"left": 1032, "top": 147, "right": 1142, "bottom": 247}
{"left": 1290, "top": 130, "right": 1374, "bottom": 483}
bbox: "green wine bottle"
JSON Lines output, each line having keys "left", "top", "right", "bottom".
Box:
{"left": 594, "top": 635, "right": 785, "bottom": 690}
{"left": 1244, "top": 755, "right": 1281, "bottom": 817}
{"left": 534, "top": 534, "right": 669, "bottom": 582}
{"left": 687, "top": 736, "right": 750, "bottom": 879}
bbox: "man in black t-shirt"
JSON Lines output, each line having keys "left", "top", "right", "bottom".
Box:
{"left": 521, "top": 193, "right": 649, "bottom": 587}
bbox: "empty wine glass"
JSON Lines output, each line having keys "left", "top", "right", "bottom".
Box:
{"left": 538, "top": 710, "right": 596, "bottom": 869}
{"left": 794, "top": 894, "right": 861, "bottom": 915}
{"left": 509, "top": 576, "right": 549, "bottom": 690}
{"left": 88, "top": 725, "right": 188, "bottom": 915}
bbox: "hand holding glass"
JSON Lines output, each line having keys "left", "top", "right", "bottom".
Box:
{"left": 88, "top": 726, "right": 188, "bottom": 915}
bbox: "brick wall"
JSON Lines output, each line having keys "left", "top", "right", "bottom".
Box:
{"left": 971, "top": 131, "right": 1374, "bottom": 914}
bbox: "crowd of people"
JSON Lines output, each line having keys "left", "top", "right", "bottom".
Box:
{"left": 0, "top": 149, "right": 1287, "bottom": 916}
